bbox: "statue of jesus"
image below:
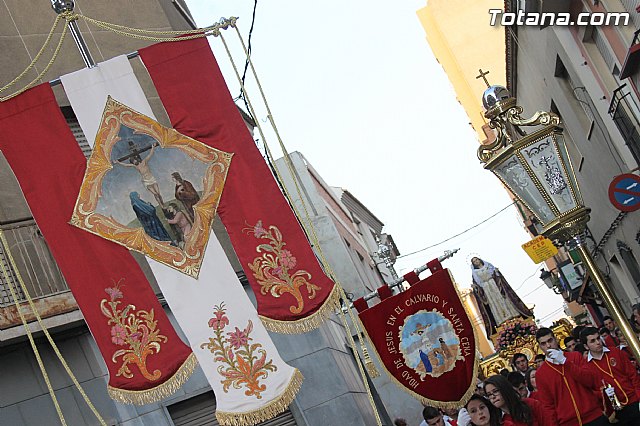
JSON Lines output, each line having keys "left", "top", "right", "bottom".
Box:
{"left": 470, "top": 257, "right": 533, "bottom": 337}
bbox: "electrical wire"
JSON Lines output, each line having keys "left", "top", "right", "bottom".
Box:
{"left": 235, "top": 0, "right": 258, "bottom": 121}
{"left": 514, "top": 263, "right": 544, "bottom": 291}
{"left": 397, "top": 203, "right": 515, "bottom": 259}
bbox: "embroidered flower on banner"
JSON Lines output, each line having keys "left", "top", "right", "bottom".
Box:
{"left": 100, "top": 279, "right": 168, "bottom": 381}
{"left": 201, "top": 303, "right": 277, "bottom": 399}
{"left": 244, "top": 220, "right": 321, "bottom": 314}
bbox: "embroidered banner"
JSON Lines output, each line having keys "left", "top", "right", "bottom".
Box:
{"left": 356, "top": 268, "right": 478, "bottom": 408}
{"left": 0, "top": 84, "right": 196, "bottom": 405}
{"left": 61, "top": 57, "right": 303, "bottom": 425}
{"left": 70, "top": 97, "right": 232, "bottom": 277}
{"left": 139, "top": 38, "right": 340, "bottom": 333}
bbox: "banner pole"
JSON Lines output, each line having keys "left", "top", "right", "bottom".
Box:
{"left": 50, "top": 0, "right": 96, "bottom": 68}
{"left": 346, "top": 248, "right": 459, "bottom": 310}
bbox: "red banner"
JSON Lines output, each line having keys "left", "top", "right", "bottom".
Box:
{"left": 0, "top": 84, "right": 195, "bottom": 404}
{"left": 139, "top": 38, "right": 340, "bottom": 333}
{"left": 357, "top": 268, "right": 478, "bottom": 408}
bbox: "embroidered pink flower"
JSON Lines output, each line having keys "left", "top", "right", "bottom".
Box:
{"left": 105, "top": 287, "right": 123, "bottom": 301}
{"left": 111, "top": 324, "right": 127, "bottom": 345}
{"left": 208, "top": 310, "right": 229, "bottom": 330}
{"left": 253, "top": 220, "right": 267, "bottom": 238}
{"left": 227, "top": 327, "right": 249, "bottom": 349}
{"left": 279, "top": 249, "right": 297, "bottom": 269}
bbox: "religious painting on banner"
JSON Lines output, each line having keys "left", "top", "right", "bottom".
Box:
{"left": 70, "top": 97, "right": 232, "bottom": 278}
{"left": 356, "top": 268, "right": 478, "bottom": 408}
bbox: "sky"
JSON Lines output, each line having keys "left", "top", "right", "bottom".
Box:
{"left": 183, "top": 0, "right": 567, "bottom": 328}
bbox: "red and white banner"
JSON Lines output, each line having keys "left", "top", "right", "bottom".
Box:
{"left": 139, "top": 38, "right": 340, "bottom": 333}
{"left": 60, "top": 54, "right": 303, "bottom": 425}
{"left": 355, "top": 266, "right": 478, "bottom": 408}
{"left": 0, "top": 84, "right": 196, "bottom": 405}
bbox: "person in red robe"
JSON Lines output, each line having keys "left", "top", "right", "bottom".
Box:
{"left": 535, "top": 327, "right": 608, "bottom": 426}
{"left": 525, "top": 368, "right": 539, "bottom": 401}
{"left": 484, "top": 374, "right": 553, "bottom": 426}
{"left": 581, "top": 326, "right": 640, "bottom": 426}
{"left": 601, "top": 316, "right": 620, "bottom": 349}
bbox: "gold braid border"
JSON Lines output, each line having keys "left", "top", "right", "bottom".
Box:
{"left": 259, "top": 284, "right": 341, "bottom": 334}
{"left": 215, "top": 368, "right": 304, "bottom": 426}
{"left": 360, "top": 270, "right": 480, "bottom": 410}
{"left": 107, "top": 352, "right": 198, "bottom": 405}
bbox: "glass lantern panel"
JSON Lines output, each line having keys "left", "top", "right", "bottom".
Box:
{"left": 555, "top": 133, "right": 584, "bottom": 206}
{"left": 521, "top": 135, "right": 577, "bottom": 215}
{"left": 493, "top": 153, "right": 555, "bottom": 224}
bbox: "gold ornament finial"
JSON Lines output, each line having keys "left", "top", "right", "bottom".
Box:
{"left": 476, "top": 69, "right": 491, "bottom": 88}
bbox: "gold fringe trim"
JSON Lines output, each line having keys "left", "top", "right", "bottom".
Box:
{"left": 259, "top": 285, "right": 341, "bottom": 334}
{"left": 215, "top": 368, "right": 304, "bottom": 426}
{"left": 107, "top": 352, "right": 198, "bottom": 405}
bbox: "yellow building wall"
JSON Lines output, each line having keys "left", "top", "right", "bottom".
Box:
{"left": 417, "top": 0, "right": 506, "bottom": 143}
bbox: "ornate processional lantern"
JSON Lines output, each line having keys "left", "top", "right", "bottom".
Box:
{"left": 476, "top": 76, "right": 640, "bottom": 361}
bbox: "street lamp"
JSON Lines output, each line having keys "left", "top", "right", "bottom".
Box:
{"left": 478, "top": 84, "right": 640, "bottom": 360}
{"left": 539, "top": 268, "right": 562, "bottom": 295}
{"left": 539, "top": 269, "right": 554, "bottom": 290}
{"left": 376, "top": 238, "right": 399, "bottom": 282}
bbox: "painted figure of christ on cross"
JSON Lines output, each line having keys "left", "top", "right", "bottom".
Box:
{"left": 115, "top": 140, "right": 165, "bottom": 207}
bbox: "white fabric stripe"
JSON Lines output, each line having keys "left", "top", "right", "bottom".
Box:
{"left": 61, "top": 58, "right": 298, "bottom": 416}
{"left": 60, "top": 55, "right": 154, "bottom": 146}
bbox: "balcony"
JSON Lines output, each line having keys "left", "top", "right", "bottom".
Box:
{"left": 620, "top": 29, "right": 640, "bottom": 79}
{"left": 609, "top": 84, "right": 640, "bottom": 167}
{"left": 0, "top": 219, "right": 77, "bottom": 332}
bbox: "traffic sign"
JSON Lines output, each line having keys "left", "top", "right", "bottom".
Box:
{"left": 522, "top": 235, "right": 558, "bottom": 264}
{"left": 608, "top": 173, "right": 640, "bottom": 212}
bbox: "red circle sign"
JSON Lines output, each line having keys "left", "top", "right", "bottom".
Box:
{"left": 608, "top": 174, "right": 640, "bottom": 212}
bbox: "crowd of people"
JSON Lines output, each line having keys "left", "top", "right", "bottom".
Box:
{"left": 395, "top": 314, "right": 640, "bottom": 426}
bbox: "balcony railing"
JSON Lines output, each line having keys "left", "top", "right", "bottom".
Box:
{"left": 620, "top": 29, "right": 640, "bottom": 80}
{"left": 609, "top": 84, "right": 640, "bottom": 167}
{"left": 0, "top": 219, "right": 68, "bottom": 307}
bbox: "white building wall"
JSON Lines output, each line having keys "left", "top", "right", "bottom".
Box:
{"left": 513, "top": 20, "right": 640, "bottom": 312}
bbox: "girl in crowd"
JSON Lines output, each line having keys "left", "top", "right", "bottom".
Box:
{"left": 483, "top": 375, "right": 553, "bottom": 426}
{"left": 465, "top": 394, "right": 502, "bottom": 426}
{"left": 524, "top": 368, "right": 538, "bottom": 400}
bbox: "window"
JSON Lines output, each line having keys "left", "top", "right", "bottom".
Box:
{"left": 167, "top": 391, "right": 299, "bottom": 426}
{"left": 609, "top": 84, "right": 640, "bottom": 167}
{"left": 617, "top": 240, "right": 640, "bottom": 291}
{"left": 61, "top": 106, "right": 91, "bottom": 158}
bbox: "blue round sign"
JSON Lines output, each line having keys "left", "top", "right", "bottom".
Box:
{"left": 608, "top": 174, "right": 640, "bottom": 212}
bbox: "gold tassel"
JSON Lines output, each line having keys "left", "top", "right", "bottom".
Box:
{"left": 107, "top": 353, "right": 198, "bottom": 405}
{"left": 362, "top": 347, "right": 380, "bottom": 378}
{"left": 259, "top": 285, "right": 341, "bottom": 334}
{"left": 215, "top": 368, "right": 304, "bottom": 426}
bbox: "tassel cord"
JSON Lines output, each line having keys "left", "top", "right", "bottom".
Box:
{"left": 219, "top": 28, "right": 383, "bottom": 425}
{"left": 0, "top": 230, "right": 68, "bottom": 425}
{"left": 0, "top": 230, "right": 107, "bottom": 425}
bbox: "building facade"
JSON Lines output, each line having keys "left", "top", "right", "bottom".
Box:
{"left": 506, "top": 0, "right": 640, "bottom": 322}
{"left": 417, "top": 0, "right": 507, "bottom": 144}
{"left": 0, "top": 2, "right": 406, "bottom": 425}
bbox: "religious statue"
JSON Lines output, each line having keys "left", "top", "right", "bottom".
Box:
{"left": 470, "top": 257, "right": 533, "bottom": 337}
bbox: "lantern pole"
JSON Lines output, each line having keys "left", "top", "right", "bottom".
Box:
{"left": 476, "top": 84, "right": 640, "bottom": 361}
